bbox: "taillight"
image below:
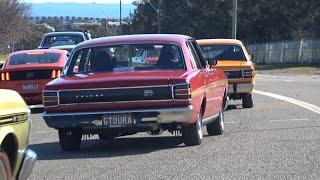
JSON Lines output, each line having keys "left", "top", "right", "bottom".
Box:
{"left": 0, "top": 72, "right": 10, "bottom": 81}
{"left": 172, "top": 83, "right": 192, "bottom": 100}
{"left": 43, "top": 91, "right": 59, "bottom": 107}
{"left": 51, "top": 70, "right": 61, "bottom": 79}
{"left": 242, "top": 69, "right": 255, "bottom": 78}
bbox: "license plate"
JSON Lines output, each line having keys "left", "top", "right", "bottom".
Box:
{"left": 23, "top": 83, "right": 38, "bottom": 91}
{"left": 102, "top": 113, "right": 136, "bottom": 128}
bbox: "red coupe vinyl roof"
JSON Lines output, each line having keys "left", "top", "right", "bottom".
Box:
{"left": 10, "top": 49, "right": 68, "bottom": 56}
{"left": 76, "top": 34, "right": 192, "bottom": 48}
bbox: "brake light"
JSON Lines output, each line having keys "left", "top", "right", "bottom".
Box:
{"left": 6, "top": 72, "right": 10, "bottom": 81}
{"left": 51, "top": 70, "right": 61, "bottom": 79}
{"left": 172, "top": 83, "right": 192, "bottom": 100}
{"left": 0, "top": 72, "right": 10, "bottom": 81}
{"left": 242, "top": 69, "right": 255, "bottom": 78}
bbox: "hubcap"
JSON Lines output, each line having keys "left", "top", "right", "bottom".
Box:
{"left": 197, "top": 115, "right": 203, "bottom": 140}
{"left": 220, "top": 110, "right": 225, "bottom": 131}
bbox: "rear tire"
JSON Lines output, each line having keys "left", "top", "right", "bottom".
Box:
{"left": 182, "top": 112, "right": 203, "bottom": 146}
{"left": 58, "top": 129, "right": 82, "bottom": 151}
{"left": 0, "top": 149, "right": 12, "bottom": 180}
{"left": 242, "top": 93, "right": 253, "bottom": 108}
{"left": 206, "top": 109, "right": 224, "bottom": 136}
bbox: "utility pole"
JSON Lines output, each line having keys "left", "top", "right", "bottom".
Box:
{"left": 104, "top": 18, "right": 107, "bottom": 36}
{"left": 120, "top": 0, "right": 122, "bottom": 34}
{"left": 232, "top": 0, "right": 237, "bottom": 39}
{"left": 147, "top": 0, "right": 161, "bottom": 34}
{"left": 92, "top": 2, "right": 113, "bottom": 36}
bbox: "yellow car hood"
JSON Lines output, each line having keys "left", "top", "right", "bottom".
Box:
{"left": 0, "top": 89, "right": 29, "bottom": 116}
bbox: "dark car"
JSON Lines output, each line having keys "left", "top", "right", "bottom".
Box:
{"left": 38, "top": 31, "right": 91, "bottom": 50}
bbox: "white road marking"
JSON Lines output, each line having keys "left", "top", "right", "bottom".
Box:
{"left": 254, "top": 90, "right": 320, "bottom": 114}
{"left": 36, "top": 130, "right": 56, "bottom": 134}
{"left": 270, "top": 118, "right": 309, "bottom": 122}
{"left": 225, "top": 121, "right": 238, "bottom": 124}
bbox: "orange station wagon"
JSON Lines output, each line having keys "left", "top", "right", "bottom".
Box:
{"left": 0, "top": 49, "right": 68, "bottom": 105}
{"left": 197, "top": 39, "right": 256, "bottom": 108}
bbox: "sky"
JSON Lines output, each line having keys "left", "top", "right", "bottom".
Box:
{"left": 22, "top": 0, "right": 135, "bottom": 4}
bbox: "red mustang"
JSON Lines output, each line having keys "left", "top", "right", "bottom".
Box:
{"left": 42, "top": 34, "right": 228, "bottom": 151}
{"left": 0, "top": 49, "right": 68, "bottom": 105}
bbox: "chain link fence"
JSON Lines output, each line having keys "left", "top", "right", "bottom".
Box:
{"left": 247, "top": 39, "right": 320, "bottom": 64}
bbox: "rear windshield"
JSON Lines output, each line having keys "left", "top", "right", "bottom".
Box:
{"left": 67, "top": 43, "right": 185, "bottom": 74}
{"left": 200, "top": 45, "right": 246, "bottom": 61}
{"left": 9, "top": 53, "right": 61, "bottom": 65}
{"left": 42, "top": 35, "right": 84, "bottom": 48}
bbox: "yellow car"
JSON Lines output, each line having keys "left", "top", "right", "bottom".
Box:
{"left": 197, "top": 39, "right": 256, "bottom": 108}
{"left": 0, "top": 89, "right": 36, "bottom": 180}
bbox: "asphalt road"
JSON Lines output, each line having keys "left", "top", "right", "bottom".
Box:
{"left": 28, "top": 73, "right": 320, "bottom": 180}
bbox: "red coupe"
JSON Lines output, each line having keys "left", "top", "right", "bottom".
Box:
{"left": 42, "top": 34, "right": 228, "bottom": 150}
{"left": 0, "top": 49, "right": 68, "bottom": 105}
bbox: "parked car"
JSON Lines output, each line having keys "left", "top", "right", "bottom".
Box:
{"left": 0, "top": 49, "right": 68, "bottom": 105}
{"left": 197, "top": 39, "right": 256, "bottom": 108}
{"left": 38, "top": 31, "right": 91, "bottom": 50}
{"left": 0, "top": 89, "right": 37, "bottom": 179}
{"left": 42, "top": 34, "right": 228, "bottom": 151}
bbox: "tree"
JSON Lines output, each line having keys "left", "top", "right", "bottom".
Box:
{"left": 124, "top": 0, "right": 320, "bottom": 44}
{"left": 0, "top": 0, "right": 30, "bottom": 46}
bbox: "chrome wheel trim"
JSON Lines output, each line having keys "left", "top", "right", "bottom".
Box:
{"left": 220, "top": 110, "right": 225, "bottom": 131}
{"left": 197, "top": 115, "right": 203, "bottom": 140}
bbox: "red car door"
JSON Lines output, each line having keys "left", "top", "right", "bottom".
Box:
{"left": 188, "top": 40, "right": 215, "bottom": 119}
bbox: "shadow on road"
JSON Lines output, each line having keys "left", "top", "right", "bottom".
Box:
{"left": 225, "top": 104, "right": 245, "bottom": 111}
{"left": 29, "top": 136, "right": 185, "bottom": 161}
{"left": 30, "top": 108, "right": 44, "bottom": 114}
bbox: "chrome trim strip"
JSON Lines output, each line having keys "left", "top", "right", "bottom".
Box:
{"left": 43, "top": 100, "right": 59, "bottom": 103}
{"left": 175, "top": 93, "right": 189, "bottom": 96}
{"left": 171, "top": 85, "right": 175, "bottom": 100}
{"left": 18, "top": 149, "right": 37, "bottom": 180}
{"left": 28, "top": 104, "right": 44, "bottom": 109}
{"left": 58, "top": 84, "right": 170, "bottom": 92}
{"left": 58, "top": 99, "right": 189, "bottom": 106}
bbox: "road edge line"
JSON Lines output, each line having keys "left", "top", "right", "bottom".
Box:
{"left": 253, "top": 90, "right": 320, "bottom": 114}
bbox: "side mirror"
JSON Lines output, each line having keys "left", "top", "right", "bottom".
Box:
{"left": 208, "top": 59, "right": 217, "bottom": 66}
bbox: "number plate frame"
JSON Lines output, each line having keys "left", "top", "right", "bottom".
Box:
{"left": 23, "top": 83, "right": 39, "bottom": 91}
{"left": 102, "top": 113, "right": 136, "bottom": 128}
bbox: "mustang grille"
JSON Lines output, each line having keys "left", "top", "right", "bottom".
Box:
{"left": 11, "top": 70, "right": 52, "bottom": 80}
{"left": 59, "top": 86, "right": 172, "bottom": 105}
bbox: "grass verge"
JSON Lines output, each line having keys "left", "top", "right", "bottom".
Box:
{"left": 0, "top": 54, "right": 7, "bottom": 63}
{"left": 255, "top": 63, "right": 320, "bottom": 75}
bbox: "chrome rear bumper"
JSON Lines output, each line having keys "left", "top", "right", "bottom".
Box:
{"left": 228, "top": 83, "right": 254, "bottom": 94}
{"left": 18, "top": 149, "right": 37, "bottom": 180}
{"left": 43, "top": 105, "right": 194, "bottom": 129}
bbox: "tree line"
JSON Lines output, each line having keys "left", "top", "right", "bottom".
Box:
{"left": 123, "top": 0, "right": 320, "bottom": 44}
{"left": 1, "top": 0, "right": 320, "bottom": 54}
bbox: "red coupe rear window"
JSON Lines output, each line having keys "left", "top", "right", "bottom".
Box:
{"left": 9, "top": 53, "right": 61, "bottom": 65}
